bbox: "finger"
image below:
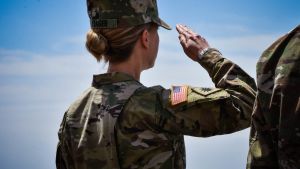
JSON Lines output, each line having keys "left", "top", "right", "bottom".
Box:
{"left": 178, "top": 34, "right": 187, "bottom": 48}
{"left": 176, "top": 24, "right": 191, "bottom": 35}
{"left": 178, "top": 34, "right": 186, "bottom": 43}
{"left": 176, "top": 24, "right": 183, "bottom": 33}
{"left": 190, "top": 34, "right": 204, "bottom": 42}
{"left": 176, "top": 24, "right": 186, "bottom": 34}
{"left": 190, "top": 35, "right": 210, "bottom": 48}
{"left": 179, "top": 25, "right": 193, "bottom": 36}
{"left": 177, "top": 25, "right": 194, "bottom": 41}
{"left": 181, "top": 25, "right": 198, "bottom": 37}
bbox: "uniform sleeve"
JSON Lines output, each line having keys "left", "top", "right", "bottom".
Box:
{"left": 123, "top": 49, "right": 257, "bottom": 137}
{"left": 56, "top": 112, "right": 75, "bottom": 169}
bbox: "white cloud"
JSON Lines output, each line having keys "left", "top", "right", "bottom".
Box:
{"left": 211, "top": 34, "right": 281, "bottom": 56}
{"left": 51, "top": 35, "right": 86, "bottom": 52}
{"left": 185, "top": 129, "right": 250, "bottom": 169}
{"left": 0, "top": 48, "right": 103, "bottom": 76}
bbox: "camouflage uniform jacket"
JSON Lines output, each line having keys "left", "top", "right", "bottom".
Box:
{"left": 247, "top": 25, "right": 300, "bottom": 169}
{"left": 56, "top": 49, "right": 257, "bottom": 169}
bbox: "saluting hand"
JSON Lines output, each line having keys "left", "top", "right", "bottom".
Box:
{"left": 176, "top": 24, "right": 210, "bottom": 61}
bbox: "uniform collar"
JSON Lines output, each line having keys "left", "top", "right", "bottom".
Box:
{"left": 92, "top": 72, "right": 138, "bottom": 87}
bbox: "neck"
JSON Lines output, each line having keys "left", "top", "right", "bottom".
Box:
{"left": 107, "top": 53, "right": 143, "bottom": 81}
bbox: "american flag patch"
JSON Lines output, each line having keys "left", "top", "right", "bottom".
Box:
{"left": 171, "top": 86, "right": 188, "bottom": 105}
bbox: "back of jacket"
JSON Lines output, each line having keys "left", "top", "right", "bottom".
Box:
{"left": 56, "top": 73, "right": 143, "bottom": 169}
{"left": 247, "top": 25, "right": 300, "bottom": 169}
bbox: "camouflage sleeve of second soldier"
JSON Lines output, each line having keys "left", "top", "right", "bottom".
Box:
{"left": 123, "top": 48, "right": 257, "bottom": 137}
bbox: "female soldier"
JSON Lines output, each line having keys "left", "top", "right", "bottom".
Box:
{"left": 56, "top": 0, "right": 257, "bottom": 169}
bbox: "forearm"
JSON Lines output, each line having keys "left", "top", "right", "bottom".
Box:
{"left": 199, "top": 48, "right": 257, "bottom": 127}
{"left": 198, "top": 48, "right": 256, "bottom": 91}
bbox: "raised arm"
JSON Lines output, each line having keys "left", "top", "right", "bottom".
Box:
{"left": 122, "top": 24, "right": 256, "bottom": 137}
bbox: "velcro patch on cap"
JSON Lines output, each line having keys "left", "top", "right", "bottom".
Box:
{"left": 171, "top": 86, "right": 188, "bottom": 105}
{"left": 91, "top": 19, "right": 118, "bottom": 28}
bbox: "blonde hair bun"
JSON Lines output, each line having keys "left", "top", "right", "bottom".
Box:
{"left": 85, "top": 30, "right": 109, "bottom": 61}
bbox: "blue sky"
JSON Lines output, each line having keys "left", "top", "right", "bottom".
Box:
{"left": 0, "top": 0, "right": 299, "bottom": 169}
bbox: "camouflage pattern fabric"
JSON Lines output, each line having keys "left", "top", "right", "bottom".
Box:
{"left": 56, "top": 73, "right": 143, "bottom": 169}
{"left": 247, "top": 25, "right": 300, "bottom": 169}
{"left": 56, "top": 49, "right": 257, "bottom": 169}
{"left": 87, "top": 0, "right": 171, "bottom": 30}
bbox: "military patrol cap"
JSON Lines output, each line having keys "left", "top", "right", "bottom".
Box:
{"left": 87, "top": 0, "right": 171, "bottom": 30}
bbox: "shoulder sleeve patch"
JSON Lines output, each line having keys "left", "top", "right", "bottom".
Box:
{"left": 171, "top": 86, "right": 188, "bottom": 105}
{"left": 191, "top": 87, "right": 223, "bottom": 97}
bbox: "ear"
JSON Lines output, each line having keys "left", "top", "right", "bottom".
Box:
{"left": 140, "top": 29, "right": 150, "bottom": 49}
